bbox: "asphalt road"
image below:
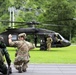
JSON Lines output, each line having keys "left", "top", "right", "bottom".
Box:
{"left": 1, "top": 63, "right": 76, "bottom": 75}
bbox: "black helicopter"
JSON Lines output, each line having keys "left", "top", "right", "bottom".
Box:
{"left": 0, "top": 20, "right": 71, "bottom": 50}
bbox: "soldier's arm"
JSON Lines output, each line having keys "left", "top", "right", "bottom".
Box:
{"left": 50, "top": 38, "right": 53, "bottom": 42}
{"left": 8, "top": 34, "right": 18, "bottom": 46}
{"left": 4, "top": 48, "right": 11, "bottom": 66}
{"left": 8, "top": 34, "right": 13, "bottom": 45}
{"left": 26, "top": 41, "right": 35, "bottom": 50}
{"left": 29, "top": 43, "right": 35, "bottom": 50}
{"left": 0, "top": 41, "right": 6, "bottom": 48}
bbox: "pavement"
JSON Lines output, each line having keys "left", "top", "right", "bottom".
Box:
{"left": 1, "top": 63, "right": 76, "bottom": 75}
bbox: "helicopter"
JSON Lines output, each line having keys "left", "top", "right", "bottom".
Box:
{"left": 0, "top": 20, "right": 71, "bottom": 50}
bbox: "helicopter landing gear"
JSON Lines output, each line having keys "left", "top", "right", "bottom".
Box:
{"left": 40, "top": 40, "right": 47, "bottom": 51}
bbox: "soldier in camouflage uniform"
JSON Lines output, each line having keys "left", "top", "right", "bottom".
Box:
{"left": 46, "top": 35, "right": 53, "bottom": 51}
{"left": 8, "top": 33, "right": 35, "bottom": 73}
{"left": 0, "top": 36, "right": 12, "bottom": 74}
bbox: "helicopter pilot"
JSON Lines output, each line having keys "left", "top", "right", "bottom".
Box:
{"left": 54, "top": 33, "right": 62, "bottom": 44}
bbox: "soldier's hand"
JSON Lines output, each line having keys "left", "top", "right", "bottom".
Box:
{"left": 8, "top": 34, "right": 12, "bottom": 39}
{"left": 33, "top": 44, "right": 35, "bottom": 48}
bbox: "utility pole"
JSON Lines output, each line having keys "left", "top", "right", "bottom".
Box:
{"left": 8, "top": 7, "right": 16, "bottom": 28}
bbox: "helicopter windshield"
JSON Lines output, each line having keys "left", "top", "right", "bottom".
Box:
{"left": 57, "top": 33, "right": 65, "bottom": 40}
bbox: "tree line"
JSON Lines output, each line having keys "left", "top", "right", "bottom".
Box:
{"left": 0, "top": 0, "right": 76, "bottom": 43}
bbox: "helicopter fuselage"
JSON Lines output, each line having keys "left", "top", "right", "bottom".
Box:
{"left": 0, "top": 28, "right": 71, "bottom": 48}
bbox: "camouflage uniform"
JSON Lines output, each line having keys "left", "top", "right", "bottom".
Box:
{"left": 9, "top": 33, "right": 35, "bottom": 73}
{"left": 46, "top": 36, "right": 53, "bottom": 50}
{"left": 0, "top": 36, "right": 11, "bottom": 74}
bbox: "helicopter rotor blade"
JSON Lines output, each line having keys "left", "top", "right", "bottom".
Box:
{"left": 0, "top": 20, "right": 26, "bottom": 23}
{"left": 0, "top": 20, "right": 40, "bottom": 25}
{"left": 42, "top": 24, "right": 63, "bottom": 26}
{"left": 0, "top": 20, "right": 69, "bottom": 27}
{"left": 45, "top": 18, "right": 75, "bottom": 22}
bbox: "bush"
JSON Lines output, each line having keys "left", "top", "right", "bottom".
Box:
{"left": 71, "top": 37, "right": 76, "bottom": 44}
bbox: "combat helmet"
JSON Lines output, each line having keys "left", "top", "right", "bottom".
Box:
{"left": 18, "top": 33, "right": 26, "bottom": 39}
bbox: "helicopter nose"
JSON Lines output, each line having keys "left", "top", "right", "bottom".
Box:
{"left": 64, "top": 40, "right": 71, "bottom": 46}
{"left": 67, "top": 41, "right": 71, "bottom": 46}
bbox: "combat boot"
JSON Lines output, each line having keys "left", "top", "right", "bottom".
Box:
{"left": 9, "top": 67, "right": 12, "bottom": 74}
{"left": 18, "top": 67, "right": 22, "bottom": 73}
{"left": 22, "top": 62, "right": 28, "bottom": 72}
{"left": 23, "top": 68, "right": 26, "bottom": 72}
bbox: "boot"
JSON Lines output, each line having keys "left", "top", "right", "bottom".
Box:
{"left": 23, "top": 68, "right": 26, "bottom": 72}
{"left": 9, "top": 67, "right": 12, "bottom": 74}
{"left": 22, "top": 63, "right": 28, "bottom": 72}
{"left": 18, "top": 67, "right": 22, "bottom": 73}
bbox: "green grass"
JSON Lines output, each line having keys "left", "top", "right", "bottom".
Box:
{"left": 7, "top": 45, "right": 76, "bottom": 64}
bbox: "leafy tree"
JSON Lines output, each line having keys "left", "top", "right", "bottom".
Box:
{"left": 0, "top": 0, "right": 76, "bottom": 42}
{"left": 42, "top": 0, "right": 76, "bottom": 40}
{"left": 0, "top": 0, "right": 12, "bottom": 32}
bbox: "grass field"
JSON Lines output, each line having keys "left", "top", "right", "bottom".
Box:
{"left": 7, "top": 45, "right": 76, "bottom": 64}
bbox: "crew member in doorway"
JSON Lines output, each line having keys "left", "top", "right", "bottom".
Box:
{"left": 34, "top": 35, "right": 37, "bottom": 47}
{"left": 54, "top": 34, "right": 62, "bottom": 44}
{"left": 46, "top": 35, "right": 53, "bottom": 51}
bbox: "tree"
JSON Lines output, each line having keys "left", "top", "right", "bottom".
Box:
{"left": 42, "top": 0, "right": 76, "bottom": 40}
{"left": 0, "top": 0, "right": 12, "bottom": 32}
{"left": 0, "top": 0, "right": 76, "bottom": 42}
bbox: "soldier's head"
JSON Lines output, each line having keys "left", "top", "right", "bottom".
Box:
{"left": 47, "top": 35, "right": 50, "bottom": 38}
{"left": 18, "top": 33, "right": 26, "bottom": 40}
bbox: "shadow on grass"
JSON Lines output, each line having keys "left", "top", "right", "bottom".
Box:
{"left": 8, "top": 47, "right": 68, "bottom": 52}
{"left": 51, "top": 49, "right": 68, "bottom": 52}
{"left": 30, "top": 49, "right": 67, "bottom": 52}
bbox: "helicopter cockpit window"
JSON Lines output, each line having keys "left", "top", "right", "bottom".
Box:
{"left": 57, "top": 34, "right": 62, "bottom": 40}
{"left": 58, "top": 34, "right": 65, "bottom": 40}
{"left": 12, "top": 35, "right": 17, "bottom": 41}
{"left": 53, "top": 33, "right": 62, "bottom": 44}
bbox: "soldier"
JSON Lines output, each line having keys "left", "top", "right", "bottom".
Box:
{"left": 54, "top": 33, "right": 62, "bottom": 44}
{"left": 0, "top": 36, "right": 12, "bottom": 74}
{"left": 8, "top": 33, "right": 35, "bottom": 73}
{"left": 34, "top": 35, "right": 37, "bottom": 47}
{"left": 46, "top": 35, "right": 53, "bottom": 51}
